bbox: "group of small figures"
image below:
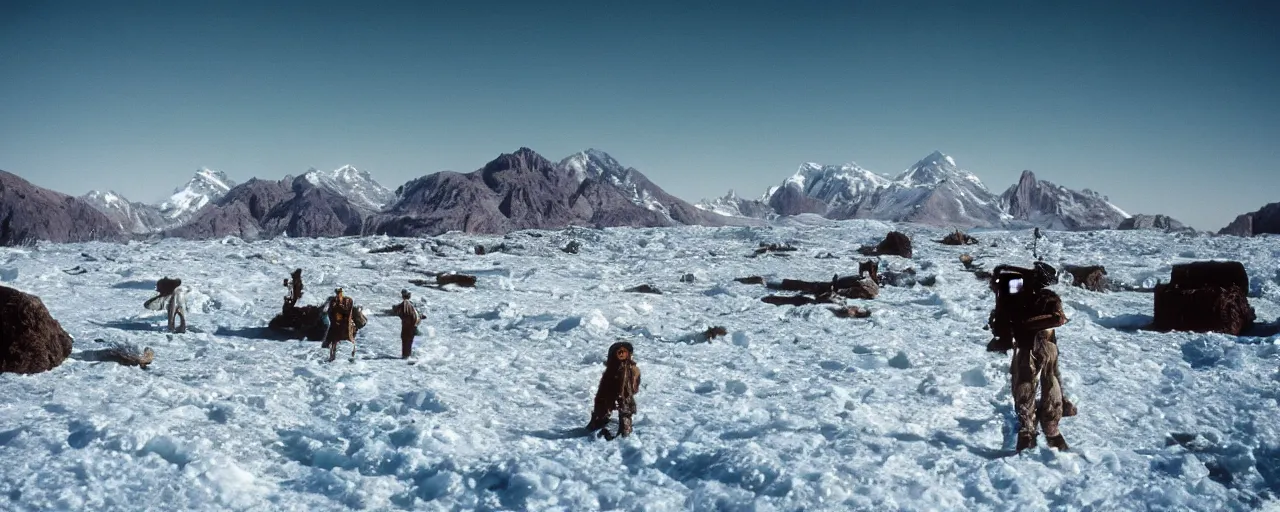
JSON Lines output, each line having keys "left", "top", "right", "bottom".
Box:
{"left": 140, "top": 258, "right": 1076, "bottom": 446}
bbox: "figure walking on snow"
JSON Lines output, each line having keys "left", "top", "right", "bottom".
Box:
{"left": 393, "top": 289, "right": 421, "bottom": 359}
{"left": 587, "top": 341, "right": 642, "bottom": 439}
{"left": 986, "top": 262, "right": 1077, "bottom": 452}
{"left": 322, "top": 288, "right": 364, "bottom": 362}
{"left": 146, "top": 277, "right": 187, "bottom": 333}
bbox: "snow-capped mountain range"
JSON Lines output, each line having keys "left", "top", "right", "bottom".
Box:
{"left": 81, "top": 165, "right": 393, "bottom": 234}
{"left": 12, "top": 147, "right": 1196, "bottom": 246}
{"left": 699, "top": 151, "right": 1137, "bottom": 231}
{"left": 302, "top": 165, "right": 396, "bottom": 212}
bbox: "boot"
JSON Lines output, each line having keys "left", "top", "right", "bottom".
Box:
{"left": 1045, "top": 434, "right": 1069, "bottom": 451}
{"left": 618, "top": 416, "right": 633, "bottom": 438}
{"left": 1062, "top": 398, "right": 1078, "bottom": 417}
{"left": 586, "top": 413, "right": 609, "bottom": 431}
{"left": 1016, "top": 431, "right": 1038, "bottom": 452}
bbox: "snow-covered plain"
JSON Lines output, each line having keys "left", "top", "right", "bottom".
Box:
{"left": 1, "top": 219, "right": 1278, "bottom": 511}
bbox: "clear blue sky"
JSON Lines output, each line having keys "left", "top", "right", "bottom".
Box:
{"left": 1, "top": 0, "right": 1276, "bottom": 231}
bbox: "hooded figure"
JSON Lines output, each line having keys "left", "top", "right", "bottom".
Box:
{"left": 394, "top": 289, "right": 421, "bottom": 359}
{"left": 323, "top": 288, "right": 357, "bottom": 362}
{"left": 587, "top": 341, "right": 642, "bottom": 439}
{"left": 145, "top": 277, "right": 186, "bottom": 333}
{"left": 987, "top": 262, "right": 1076, "bottom": 452}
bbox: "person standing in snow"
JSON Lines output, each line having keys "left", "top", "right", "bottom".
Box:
{"left": 392, "top": 289, "right": 421, "bottom": 359}
{"left": 147, "top": 277, "right": 187, "bottom": 333}
{"left": 166, "top": 284, "right": 187, "bottom": 334}
{"left": 322, "top": 288, "right": 359, "bottom": 362}
{"left": 586, "top": 341, "right": 642, "bottom": 439}
{"left": 986, "top": 262, "right": 1077, "bottom": 452}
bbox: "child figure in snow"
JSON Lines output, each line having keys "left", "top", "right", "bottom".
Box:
{"left": 322, "top": 288, "right": 365, "bottom": 362}
{"left": 586, "top": 341, "right": 642, "bottom": 439}
{"left": 392, "top": 289, "right": 421, "bottom": 359}
{"left": 986, "top": 262, "right": 1077, "bottom": 452}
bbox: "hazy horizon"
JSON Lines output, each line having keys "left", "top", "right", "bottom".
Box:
{"left": 2, "top": 0, "right": 1276, "bottom": 231}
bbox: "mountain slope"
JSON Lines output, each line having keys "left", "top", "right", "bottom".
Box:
{"left": 696, "top": 190, "right": 776, "bottom": 219}
{"left": 302, "top": 165, "right": 396, "bottom": 212}
{"left": 558, "top": 149, "right": 726, "bottom": 227}
{"left": 163, "top": 176, "right": 364, "bottom": 240}
{"left": 856, "top": 151, "right": 1004, "bottom": 228}
{"left": 370, "top": 148, "right": 726, "bottom": 237}
{"left": 0, "top": 171, "right": 124, "bottom": 246}
{"left": 1219, "top": 202, "right": 1280, "bottom": 237}
{"left": 726, "top": 151, "right": 1134, "bottom": 231}
{"left": 1000, "top": 170, "right": 1130, "bottom": 230}
{"left": 158, "top": 168, "right": 237, "bottom": 226}
{"left": 80, "top": 190, "right": 166, "bottom": 234}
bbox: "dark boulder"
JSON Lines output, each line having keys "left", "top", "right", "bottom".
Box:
{"left": 0, "top": 286, "right": 74, "bottom": 374}
{"left": 858, "top": 231, "right": 913, "bottom": 258}
{"left": 1064, "top": 265, "right": 1108, "bottom": 292}
{"left": 625, "top": 284, "right": 662, "bottom": 294}
{"left": 268, "top": 305, "right": 327, "bottom": 341}
{"left": 437, "top": 273, "right": 478, "bottom": 288}
{"left": 1152, "top": 261, "right": 1256, "bottom": 335}
{"left": 938, "top": 229, "right": 979, "bottom": 245}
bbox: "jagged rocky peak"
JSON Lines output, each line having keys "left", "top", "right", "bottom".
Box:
{"left": 999, "top": 169, "right": 1129, "bottom": 230}
{"left": 697, "top": 189, "right": 775, "bottom": 219}
{"left": 896, "top": 151, "right": 983, "bottom": 188}
{"left": 783, "top": 161, "right": 890, "bottom": 205}
{"left": 301, "top": 164, "right": 395, "bottom": 211}
{"left": 560, "top": 148, "right": 629, "bottom": 184}
{"left": 159, "top": 167, "right": 238, "bottom": 220}
{"left": 484, "top": 147, "right": 556, "bottom": 174}
{"left": 1117, "top": 214, "right": 1190, "bottom": 232}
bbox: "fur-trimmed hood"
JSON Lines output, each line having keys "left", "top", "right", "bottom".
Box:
{"left": 606, "top": 341, "right": 635, "bottom": 365}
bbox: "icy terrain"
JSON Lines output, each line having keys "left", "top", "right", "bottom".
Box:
{"left": 1, "top": 221, "right": 1278, "bottom": 511}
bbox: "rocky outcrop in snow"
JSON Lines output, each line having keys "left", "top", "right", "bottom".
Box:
{"left": 80, "top": 190, "right": 166, "bottom": 234}
{"left": 0, "top": 171, "right": 123, "bottom": 246}
{"left": 1000, "top": 170, "right": 1130, "bottom": 230}
{"left": 1218, "top": 203, "right": 1280, "bottom": 237}
{"left": 1117, "top": 214, "right": 1192, "bottom": 233}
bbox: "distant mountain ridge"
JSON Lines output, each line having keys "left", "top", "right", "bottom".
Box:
{"left": 699, "top": 151, "right": 1140, "bottom": 231}
{"left": 1, "top": 147, "right": 1200, "bottom": 246}
{"left": 368, "top": 147, "right": 730, "bottom": 237}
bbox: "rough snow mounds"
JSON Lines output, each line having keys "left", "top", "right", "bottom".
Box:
{"left": 0, "top": 221, "right": 1278, "bottom": 510}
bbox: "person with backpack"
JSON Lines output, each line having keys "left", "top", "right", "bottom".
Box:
{"left": 986, "top": 262, "right": 1077, "bottom": 452}
{"left": 146, "top": 277, "right": 187, "bottom": 333}
{"left": 586, "top": 341, "right": 642, "bottom": 440}
{"left": 393, "top": 289, "right": 421, "bottom": 359}
{"left": 322, "top": 288, "right": 359, "bottom": 362}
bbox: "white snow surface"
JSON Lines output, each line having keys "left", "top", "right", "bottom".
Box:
{"left": 2, "top": 222, "right": 1279, "bottom": 511}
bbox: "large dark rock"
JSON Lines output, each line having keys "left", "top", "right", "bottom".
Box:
{"left": 0, "top": 286, "right": 74, "bottom": 374}
{"left": 1218, "top": 203, "right": 1280, "bottom": 237}
{"left": 1117, "top": 214, "right": 1190, "bottom": 232}
{"left": 268, "top": 305, "right": 327, "bottom": 341}
{"left": 938, "top": 229, "right": 979, "bottom": 245}
{"left": 1152, "top": 261, "right": 1256, "bottom": 335}
{"left": 0, "top": 171, "right": 124, "bottom": 246}
{"left": 1064, "top": 265, "right": 1108, "bottom": 292}
{"left": 858, "top": 231, "right": 913, "bottom": 258}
